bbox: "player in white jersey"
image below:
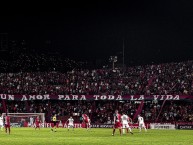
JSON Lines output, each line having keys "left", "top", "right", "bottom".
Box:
{"left": 0, "top": 114, "right": 4, "bottom": 131}
{"left": 29, "top": 117, "right": 34, "bottom": 127}
{"left": 137, "top": 115, "right": 147, "bottom": 132}
{"left": 66, "top": 116, "right": 74, "bottom": 131}
{"left": 121, "top": 113, "right": 133, "bottom": 134}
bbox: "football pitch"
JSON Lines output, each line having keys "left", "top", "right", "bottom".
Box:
{"left": 0, "top": 128, "right": 193, "bottom": 145}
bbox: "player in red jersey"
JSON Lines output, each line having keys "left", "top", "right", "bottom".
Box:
{"left": 5, "top": 113, "right": 11, "bottom": 134}
{"left": 35, "top": 116, "right": 41, "bottom": 130}
{"left": 112, "top": 110, "right": 122, "bottom": 136}
{"left": 82, "top": 114, "right": 91, "bottom": 130}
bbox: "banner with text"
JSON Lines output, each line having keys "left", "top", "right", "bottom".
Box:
{"left": 177, "top": 125, "right": 193, "bottom": 130}
{"left": 150, "top": 123, "right": 175, "bottom": 129}
{"left": 23, "top": 123, "right": 150, "bottom": 129}
{"left": 0, "top": 94, "right": 193, "bottom": 101}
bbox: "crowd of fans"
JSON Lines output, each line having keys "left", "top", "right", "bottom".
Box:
{"left": 0, "top": 43, "right": 193, "bottom": 123}
{"left": 3, "top": 99, "right": 193, "bottom": 123}
{"left": 0, "top": 60, "right": 192, "bottom": 95}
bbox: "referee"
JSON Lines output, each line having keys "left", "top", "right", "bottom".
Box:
{"left": 51, "top": 114, "right": 57, "bottom": 132}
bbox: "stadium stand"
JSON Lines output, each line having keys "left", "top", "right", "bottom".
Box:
{"left": 0, "top": 47, "right": 193, "bottom": 124}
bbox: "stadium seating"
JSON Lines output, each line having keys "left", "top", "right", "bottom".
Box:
{"left": 0, "top": 49, "right": 192, "bottom": 123}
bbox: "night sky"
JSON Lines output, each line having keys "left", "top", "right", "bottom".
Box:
{"left": 1, "top": 1, "right": 193, "bottom": 66}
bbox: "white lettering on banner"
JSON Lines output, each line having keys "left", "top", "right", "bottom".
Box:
{"left": 116, "top": 95, "right": 123, "bottom": 100}
{"left": 58, "top": 95, "right": 86, "bottom": 100}
{"left": 32, "top": 123, "right": 80, "bottom": 128}
{"left": 91, "top": 124, "right": 100, "bottom": 128}
{"left": 93, "top": 95, "right": 100, "bottom": 100}
{"left": 79, "top": 95, "right": 86, "bottom": 100}
{"left": 100, "top": 125, "right": 114, "bottom": 128}
{"left": 58, "top": 95, "right": 70, "bottom": 100}
{"left": 11, "top": 123, "right": 21, "bottom": 127}
{"left": 160, "top": 95, "right": 166, "bottom": 100}
{"left": 36, "top": 95, "right": 43, "bottom": 99}
{"left": 154, "top": 95, "right": 180, "bottom": 100}
{"left": 58, "top": 123, "right": 82, "bottom": 128}
{"left": 94, "top": 95, "right": 122, "bottom": 100}
{"left": 8, "top": 95, "right": 14, "bottom": 100}
{"left": 64, "top": 95, "right": 70, "bottom": 100}
{"left": 0, "top": 94, "right": 15, "bottom": 100}
{"left": 181, "top": 126, "right": 192, "bottom": 129}
{"left": 21, "top": 95, "right": 28, "bottom": 101}
{"left": 90, "top": 124, "right": 114, "bottom": 128}
{"left": 74, "top": 124, "right": 82, "bottom": 128}
{"left": 173, "top": 95, "right": 180, "bottom": 100}
{"left": 101, "top": 95, "right": 107, "bottom": 100}
{"left": 179, "top": 125, "right": 193, "bottom": 129}
{"left": 108, "top": 95, "right": 114, "bottom": 100}
{"left": 138, "top": 95, "right": 144, "bottom": 100}
{"left": 150, "top": 123, "right": 175, "bottom": 129}
{"left": 58, "top": 95, "right": 64, "bottom": 100}
{"left": 0, "top": 94, "right": 188, "bottom": 101}
{"left": 45, "top": 123, "right": 51, "bottom": 128}
{"left": 130, "top": 95, "right": 145, "bottom": 100}
{"left": 153, "top": 95, "right": 159, "bottom": 100}
{"left": 0, "top": 94, "right": 6, "bottom": 99}
{"left": 12, "top": 123, "right": 151, "bottom": 129}
{"left": 72, "top": 95, "right": 78, "bottom": 100}
{"left": 131, "top": 95, "right": 137, "bottom": 100}
{"left": 166, "top": 95, "right": 173, "bottom": 100}
{"left": 29, "top": 95, "right": 36, "bottom": 100}
{"left": 21, "top": 95, "right": 50, "bottom": 101}
{"left": 44, "top": 95, "right": 50, "bottom": 100}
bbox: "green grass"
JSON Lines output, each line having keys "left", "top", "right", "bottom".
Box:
{"left": 0, "top": 128, "right": 193, "bottom": 145}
